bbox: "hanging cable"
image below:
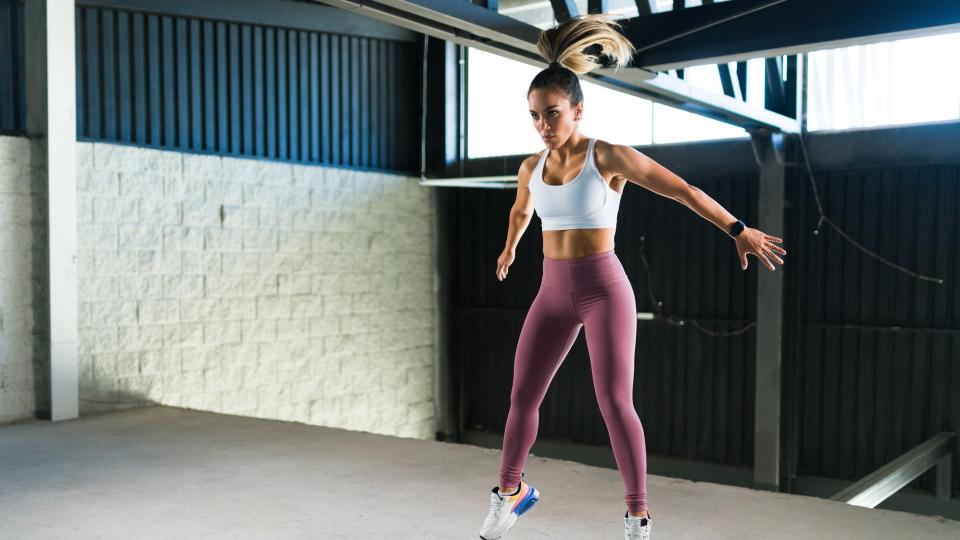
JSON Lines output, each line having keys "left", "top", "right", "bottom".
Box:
{"left": 637, "top": 235, "right": 757, "bottom": 337}
{"left": 797, "top": 132, "right": 944, "bottom": 284}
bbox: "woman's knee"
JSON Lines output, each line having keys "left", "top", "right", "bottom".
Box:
{"left": 509, "top": 386, "right": 544, "bottom": 411}
{"left": 597, "top": 393, "right": 637, "bottom": 419}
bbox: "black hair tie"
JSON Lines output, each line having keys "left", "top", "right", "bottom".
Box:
{"left": 548, "top": 60, "right": 562, "bottom": 70}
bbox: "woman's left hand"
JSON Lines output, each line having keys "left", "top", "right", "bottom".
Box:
{"left": 736, "top": 228, "right": 786, "bottom": 271}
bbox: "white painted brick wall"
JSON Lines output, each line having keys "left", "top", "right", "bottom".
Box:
{"left": 1, "top": 137, "right": 437, "bottom": 440}
{"left": 0, "top": 136, "right": 45, "bottom": 424}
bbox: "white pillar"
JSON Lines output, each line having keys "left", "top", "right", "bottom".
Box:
{"left": 25, "top": 0, "right": 79, "bottom": 421}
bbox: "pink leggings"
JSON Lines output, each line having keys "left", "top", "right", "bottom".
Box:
{"left": 499, "top": 249, "right": 648, "bottom": 512}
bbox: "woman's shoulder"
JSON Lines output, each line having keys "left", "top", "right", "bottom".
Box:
{"left": 592, "top": 138, "right": 638, "bottom": 182}
{"left": 593, "top": 137, "right": 622, "bottom": 156}
{"left": 516, "top": 151, "right": 545, "bottom": 189}
{"left": 592, "top": 138, "right": 635, "bottom": 168}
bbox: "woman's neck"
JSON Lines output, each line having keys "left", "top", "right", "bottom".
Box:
{"left": 549, "top": 132, "right": 588, "bottom": 162}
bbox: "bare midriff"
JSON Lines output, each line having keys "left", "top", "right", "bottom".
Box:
{"left": 542, "top": 228, "right": 616, "bottom": 260}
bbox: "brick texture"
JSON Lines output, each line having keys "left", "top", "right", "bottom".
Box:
{"left": 1, "top": 137, "right": 437, "bottom": 440}
{"left": 0, "top": 137, "right": 47, "bottom": 423}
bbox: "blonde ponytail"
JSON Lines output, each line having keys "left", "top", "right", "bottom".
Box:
{"left": 536, "top": 13, "right": 636, "bottom": 75}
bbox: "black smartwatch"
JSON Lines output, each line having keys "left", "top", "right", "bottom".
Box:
{"left": 728, "top": 219, "right": 746, "bottom": 238}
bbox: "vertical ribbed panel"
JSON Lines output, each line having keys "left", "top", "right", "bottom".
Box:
{"left": 74, "top": 6, "right": 420, "bottom": 172}
{"left": 785, "top": 163, "right": 960, "bottom": 494}
{"left": 0, "top": 0, "right": 24, "bottom": 134}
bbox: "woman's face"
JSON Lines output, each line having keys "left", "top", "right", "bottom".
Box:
{"left": 528, "top": 87, "right": 582, "bottom": 147}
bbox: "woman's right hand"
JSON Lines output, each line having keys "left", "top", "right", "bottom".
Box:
{"left": 496, "top": 249, "right": 515, "bottom": 281}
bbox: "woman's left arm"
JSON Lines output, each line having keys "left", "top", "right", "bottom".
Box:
{"left": 606, "top": 143, "right": 787, "bottom": 271}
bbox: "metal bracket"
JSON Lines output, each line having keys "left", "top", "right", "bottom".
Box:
{"left": 748, "top": 127, "right": 787, "bottom": 167}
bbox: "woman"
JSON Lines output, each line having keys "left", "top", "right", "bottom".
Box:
{"left": 478, "top": 13, "right": 787, "bottom": 540}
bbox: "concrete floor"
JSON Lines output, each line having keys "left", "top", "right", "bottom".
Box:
{"left": 0, "top": 406, "right": 957, "bottom": 539}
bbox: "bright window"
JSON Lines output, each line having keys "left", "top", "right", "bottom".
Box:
{"left": 652, "top": 102, "right": 747, "bottom": 144}
{"left": 467, "top": 47, "right": 747, "bottom": 159}
{"left": 807, "top": 31, "right": 960, "bottom": 131}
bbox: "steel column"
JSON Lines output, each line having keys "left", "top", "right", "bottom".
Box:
{"left": 425, "top": 35, "right": 462, "bottom": 440}
{"left": 750, "top": 128, "right": 785, "bottom": 491}
{"left": 25, "top": 0, "right": 79, "bottom": 421}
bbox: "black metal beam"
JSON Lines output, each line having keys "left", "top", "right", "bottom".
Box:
{"left": 674, "top": 0, "right": 687, "bottom": 80}
{"left": 736, "top": 61, "right": 747, "bottom": 100}
{"left": 718, "top": 62, "right": 738, "bottom": 99}
{"left": 424, "top": 36, "right": 461, "bottom": 175}
{"left": 549, "top": 0, "right": 578, "bottom": 23}
{"left": 634, "top": 0, "right": 656, "bottom": 16}
{"left": 587, "top": 0, "right": 609, "bottom": 15}
{"left": 784, "top": 55, "right": 798, "bottom": 119}
{"left": 764, "top": 57, "right": 786, "bottom": 113}
{"left": 620, "top": 0, "right": 960, "bottom": 71}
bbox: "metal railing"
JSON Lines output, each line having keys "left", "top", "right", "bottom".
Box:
{"left": 831, "top": 431, "right": 955, "bottom": 508}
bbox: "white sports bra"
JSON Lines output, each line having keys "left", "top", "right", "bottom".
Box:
{"left": 528, "top": 137, "right": 621, "bottom": 231}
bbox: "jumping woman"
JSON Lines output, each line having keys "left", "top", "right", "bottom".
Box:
{"left": 477, "top": 13, "right": 787, "bottom": 540}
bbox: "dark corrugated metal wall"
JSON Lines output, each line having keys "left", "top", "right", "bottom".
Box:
{"left": 0, "top": 2, "right": 420, "bottom": 171}
{"left": 74, "top": 4, "right": 420, "bottom": 171}
{"left": 0, "top": 0, "right": 24, "bottom": 134}
{"left": 452, "top": 148, "right": 959, "bottom": 496}
{"left": 785, "top": 162, "right": 960, "bottom": 494}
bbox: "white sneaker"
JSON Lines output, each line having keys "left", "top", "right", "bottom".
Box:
{"left": 624, "top": 511, "right": 652, "bottom": 540}
{"left": 478, "top": 474, "right": 540, "bottom": 540}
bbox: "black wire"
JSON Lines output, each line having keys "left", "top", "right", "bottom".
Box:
{"left": 797, "top": 133, "right": 944, "bottom": 284}
{"left": 637, "top": 235, "right": 756, "bottom": 337}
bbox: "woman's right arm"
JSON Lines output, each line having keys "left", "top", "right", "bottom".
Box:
{"left": 504, "top": 158, "right": 535, "bottom": 253}
{"left": 497, "top": 157, "right": 536, "bottom": 281}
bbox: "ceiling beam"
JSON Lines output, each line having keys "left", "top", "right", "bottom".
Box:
{"left": 314, "top": 0, "right": 799, "bottom": 132}
{"left": 634, "top": 1, "right": 656, "bottom": 16}
{"left": 587, "top": 0, "right": 610, "bottom": 15}
{"left": 718, "top": 62, "right": 742, "bottom": 101}
{"left": 622, "top": 0, "right": 960, "bottom": 71}
{"left": 549, "top": 0, "right": 578, "bottom": 23}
